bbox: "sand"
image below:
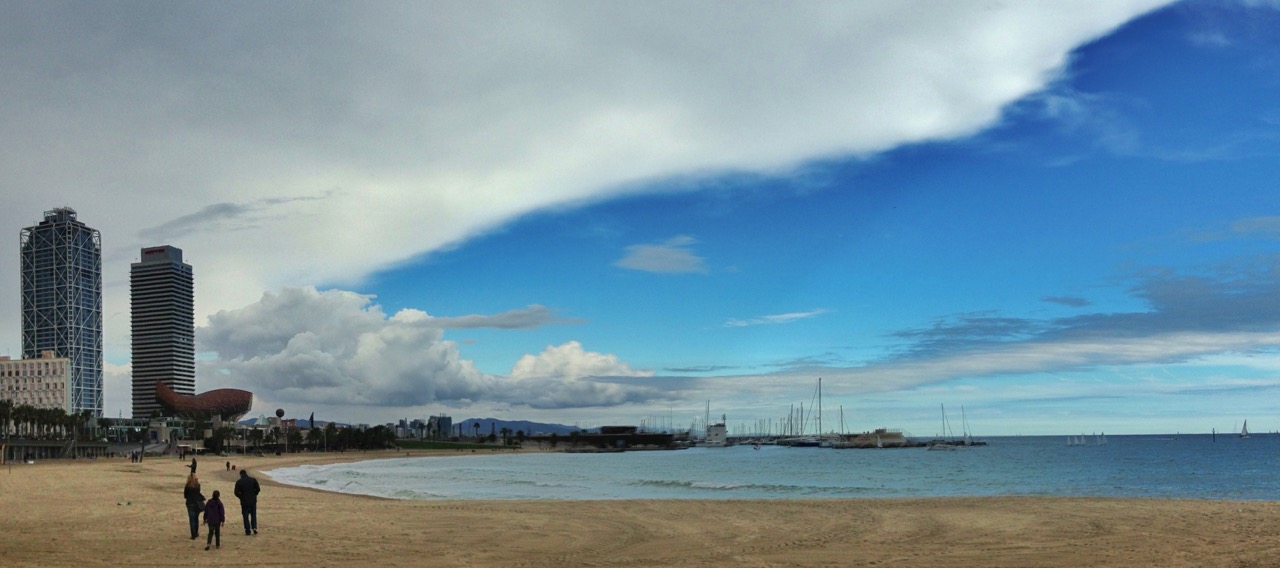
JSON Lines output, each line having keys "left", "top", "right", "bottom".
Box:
{"left": 1, "top": 450, "right": 1278, "bottom": 567}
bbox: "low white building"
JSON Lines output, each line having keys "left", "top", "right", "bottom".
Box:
{"left": 0, "top": 350, "right": 72, "bottom": 413}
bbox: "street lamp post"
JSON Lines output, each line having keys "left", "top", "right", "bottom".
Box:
{"left": 275, "top": 409, "right": 285, "bottom": 454}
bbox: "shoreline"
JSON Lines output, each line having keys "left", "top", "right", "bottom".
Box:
{"left": 1, "top": 451, "right": 1278, "bottom": 566}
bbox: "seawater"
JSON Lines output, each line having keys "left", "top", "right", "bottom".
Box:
{"left": 264, "top": 435, "right": 1280, "bottom": 501}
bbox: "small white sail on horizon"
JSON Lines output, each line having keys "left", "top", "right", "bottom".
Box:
{"left": 1241, "top": 420, "right": 1250, "bottom": 439}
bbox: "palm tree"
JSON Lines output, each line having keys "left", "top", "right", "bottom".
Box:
{"left": 324, "top": 422, "right": 338, "bottom": 452}
{"left": 472, "top": 422, "right": 480, "bottom": 440}
{"left": 80, "top": 410, "right": 95, "bottom": 440}
{"left": 36, "top": 407, "right": 55, "bottom": 439}
{"left": 0, "top": 400, "right": 11, "bottom": 438}
{"left": 287, "top": 427, "right": 303, "bottom": 452}
{"left": 19, "top": 407, "right": 32, "bottom": 439}
{"left": 248, "top": 428, "right": 264, "bottom": 452}
{"left": 98, "top": 417, "right": 114, "bottom": 441}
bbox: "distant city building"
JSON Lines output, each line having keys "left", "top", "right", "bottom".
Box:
{"left": 20, "top": 207, "right": 103, "bottom": 417}
{"left": 0, "top": 351, "right": 72, "bottom": 413}
{"left": 407, "top": 418, "right": 426, "bottom": 439}
{"left": 427, "top": 414, "right": 452, "bottom": 439}
{"left": 130, "top": 245, "right": 195, "bottom": 418}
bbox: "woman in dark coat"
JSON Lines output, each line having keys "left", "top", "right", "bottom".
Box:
{"left": 203, "top": 490, "right": 226, "bottom": 550}
{"left": 183, "top": 473, "right": 203, "bottom": 539}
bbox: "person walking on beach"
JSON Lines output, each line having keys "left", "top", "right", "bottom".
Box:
{"left": 233, "top": 469, "right": 261, "bottom": 535}
{"left": 203, "top": 490, "right": 226, "bottom": 550}
{"left": 183, "top": 474, "right": 204, "bottom": 540}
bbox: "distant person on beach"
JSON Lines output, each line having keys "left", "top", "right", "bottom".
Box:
{"left": 183, "top": 474, "right": 204, "bottom": 539}
{"left": 189, "top": 457, "right": 197, "bottom": 473}
{"left": 203, "top": 490, "right": 225, "bottom": 550}
{"left": 234, "top": 469, "right": 261, "bottom": 535}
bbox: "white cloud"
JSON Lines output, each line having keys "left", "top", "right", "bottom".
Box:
{"left": 510, "top": 341, "right": 653, "bottom": 381}
{"left": 614, "top": 235, "right": 708, "bottom": 274}
{"left": 503, "top": 341, "right": 663, "bottom": 410}
{"left": 1231, "top": 216, "right": 1280, "bottom": 238}
{"left": 195, "top": 288, "right": 665, "bottom": 416}
{"left": 198, "top": 287, "right": 493, "bottom": 407}
{"left": 422, "top": 305, "right": 577, "bottom": 329}
{"left": 102, "top": 362, "right": 133, "bottom": 420}
{"left": 0, "top": 1, "right": 1170, "bottom": 362}
{"left": 726, "top": 309, "right": 829, "bottom": 328}
{"left": 763, "top": 330, "right": 1280, "bottom": 396}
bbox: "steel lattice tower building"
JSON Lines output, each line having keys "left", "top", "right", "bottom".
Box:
{"left": 20, "top": 207, "right": 103, "bottom": 417}
{"left": 130, "top": 245, "right": 195, "bottom": 419}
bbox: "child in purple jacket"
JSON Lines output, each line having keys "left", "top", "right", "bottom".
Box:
{"left": 203, "top": 490, "right": 226, "bottom": 550}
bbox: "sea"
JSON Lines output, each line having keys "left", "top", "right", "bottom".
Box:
{"left": 264, "top": 434, "right": 1280, "bottom": 501}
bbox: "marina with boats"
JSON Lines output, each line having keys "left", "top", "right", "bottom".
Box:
{"left": 674, "top": 379, "right": 987, "bottom": 451}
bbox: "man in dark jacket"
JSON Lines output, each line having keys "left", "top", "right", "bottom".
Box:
{"left": 233, "top": 469, "right": 261, "bottom": 535}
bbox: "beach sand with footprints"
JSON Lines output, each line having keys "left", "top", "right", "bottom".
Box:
{"left": 2, "top": 450, "right": 1278, "bottom": 567}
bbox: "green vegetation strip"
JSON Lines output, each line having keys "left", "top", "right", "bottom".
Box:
{"left": 395, "top": 440, "right": 513, "bottom": 451}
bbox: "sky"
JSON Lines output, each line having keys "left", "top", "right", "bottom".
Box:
{"left": 4, "top": 0, "right": 1280, "bottom": 436}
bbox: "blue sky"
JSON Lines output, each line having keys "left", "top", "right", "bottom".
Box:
{"left": 4, "top": 1, "right": 1280, "bottom": 434}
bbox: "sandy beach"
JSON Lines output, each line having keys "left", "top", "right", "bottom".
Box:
{"left": 1, "top": 450, "right": 1278, "bottom": 567}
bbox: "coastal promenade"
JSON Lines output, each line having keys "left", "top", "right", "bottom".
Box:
{"left": 1, "top": 450, "right": 1277, "bottom": 567}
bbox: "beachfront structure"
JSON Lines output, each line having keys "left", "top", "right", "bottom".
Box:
{"left": 154, "top": 380, "right": 252, "bottom": 424}
{"left": 20, "top": 207, "right": 103, "bottom": 417}
{"left": 130, "top": 245, "right": 195, "bottom": 418}
{"left": 0, "top": 350, "right": 72, "bottom": 413}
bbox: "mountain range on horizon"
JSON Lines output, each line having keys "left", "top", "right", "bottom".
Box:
{"left": 239, "top": 416, "right": 584, "bottom": 436}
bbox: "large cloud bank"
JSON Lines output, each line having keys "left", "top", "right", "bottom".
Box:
{"left": 0, "top": 1, "right": 1170, "bottom": 358}
{"left": 196, "top": 288, "right": 667, "bottom": 412}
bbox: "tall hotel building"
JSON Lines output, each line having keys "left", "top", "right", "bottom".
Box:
{"left": 20, "top": 207, "right": 104, "bottom": 417}
{"left": 130, "top": 245, "right": 195, "bottom": 419}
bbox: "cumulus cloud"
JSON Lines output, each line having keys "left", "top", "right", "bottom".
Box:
{"left": 510, "top": 341, "right": 652, "bottom": 381}
{"left": 197, "top": 288, "right": 665, "bottom": 413}
{"left": 504, "top": 341, "right": 665, "bottom": 409}
{"left": 198, "top": 287, "right": 493, "bottom": 406}
{"left": 0, "top": 1, "right": 1170, "bottom": 357}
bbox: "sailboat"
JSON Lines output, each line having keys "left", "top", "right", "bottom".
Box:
{"left": 927, "top": 404, "right": 961, "bottom": 450}
{"left": 959, "top": 406, "right": 987, "bottom": 446}
{"left": 1240, "top": 420, "right": 1250, "bottom": 439}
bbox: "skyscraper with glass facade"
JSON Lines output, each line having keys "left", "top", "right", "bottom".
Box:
{"left": 130, "top": 245, "right": 195, "bottom": 419}
{"left": 20, "top": 207, "right": 103, "bottom": 417}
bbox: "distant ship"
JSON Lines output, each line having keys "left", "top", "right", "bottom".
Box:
{"left": 702, "top": 416, "right": 730, "bottom": 447}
